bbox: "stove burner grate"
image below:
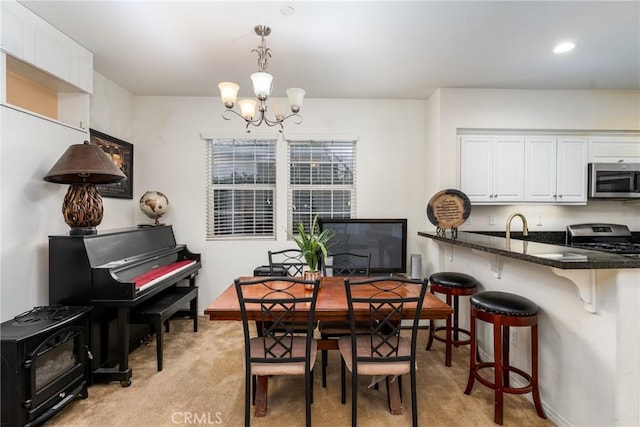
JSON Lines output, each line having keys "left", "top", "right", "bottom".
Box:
{"left": 14, "top": 305, "right": 71, "bottom": 324}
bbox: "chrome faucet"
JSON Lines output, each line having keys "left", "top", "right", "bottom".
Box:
{"left": 506, "top": 213, "right": 529, "bottom": 247}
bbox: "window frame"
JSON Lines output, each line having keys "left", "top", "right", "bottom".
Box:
{"left": 206, "top": 137, "right": 277, "bottom": 240}
{"left": 286, "top": 138, "right": 357, "bottom": 234}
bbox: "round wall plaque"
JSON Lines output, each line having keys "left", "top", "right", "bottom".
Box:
{"left": 427, "top": 189, "right": 471, "bottom": 229}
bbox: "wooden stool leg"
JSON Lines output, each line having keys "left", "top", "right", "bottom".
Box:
{"left": 493, "top": 317, "right": 504, "bottom": 425}
{"left": 453, "top": 295, "right": 460, "bottom": 346}
{"left": 445, "top": 293, "right": 453, "bottom": 367}
{"left": 464, "top": 309, "right": 476, "bottom": 395}
{"left": 503, "top": 325, "right": 510, "bottom": 388}
{"left": 531, "top": 323, "right": 547, "bottom": 419}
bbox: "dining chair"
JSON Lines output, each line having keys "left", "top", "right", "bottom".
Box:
{"left": 319, "top": 252, "right": 371, "bottom": 387}
{"left": 235, "top": 276, "right": 320, "bottom": 427}
{"left": 268, "top": 249, "right": 307, "bottom": 276}
{"left": 338, "top": 276, "right": 428, "bottom": 427}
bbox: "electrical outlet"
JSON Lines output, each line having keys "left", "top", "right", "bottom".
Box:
{"left": 489, "top": 216, "right": 496, "bottom": 226}
{"left": 510, "top": 329, "right": 519, "bottom": 346}
{"left": 536, "top": 216, "right": 543, "bottom": 226}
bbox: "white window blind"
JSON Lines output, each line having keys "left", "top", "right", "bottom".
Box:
{"left": 287, "top": 139, "right": 357, "bottom": 232}
{"left": 207, "top": 138, "right": 276, "bottom": 239}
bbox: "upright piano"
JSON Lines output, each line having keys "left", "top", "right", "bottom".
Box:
{"left": 49, "top": 226, "right": 201, "bottom": 386}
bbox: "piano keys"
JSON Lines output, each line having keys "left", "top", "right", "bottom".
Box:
{"left": 49, "top": 225, "right": 201, "bottom": 386}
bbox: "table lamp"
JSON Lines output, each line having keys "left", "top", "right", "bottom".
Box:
{"left": 44, "top": 141, "right": 126, "bottom": 235}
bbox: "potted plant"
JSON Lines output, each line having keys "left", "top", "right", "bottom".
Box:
{"left": 288, "top": 215, "right": 333, "bottom": 282}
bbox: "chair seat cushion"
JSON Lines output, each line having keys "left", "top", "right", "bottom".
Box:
{"left": 429, "top": 272, "right": 479, "bottom": 289}
{"left": 250, "top": 336, "right": 317, "bottom": 376}
{"left": 470, "top": 291, "right": 538, "bottom": 316}
{"left": 338, "top": 336, "right": 411, "bottom": 376}
{"left": 318, "top": 320, "right": 373, "bottom": 336}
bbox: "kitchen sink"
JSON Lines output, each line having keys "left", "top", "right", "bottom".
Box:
{"left": 533, "top": 252, "right": 588, "bottom": 261}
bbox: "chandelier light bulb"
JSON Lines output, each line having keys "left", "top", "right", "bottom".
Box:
{"left": 251, "top": 72, "right": 273, "bottom": 100}
{"left": 239, "top": 99, "right": 258, "bottom": 120}
{"left": 218, "top": 82, "right": 240, "bottom": 108}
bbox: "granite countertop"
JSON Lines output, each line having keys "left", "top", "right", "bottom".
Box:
{"left": 418, "top": 230, "right": 640, "bottom": 270}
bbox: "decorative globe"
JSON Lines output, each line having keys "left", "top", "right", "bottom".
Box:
{"left": 139, "top": 191, "right": 170, "bottom": 225}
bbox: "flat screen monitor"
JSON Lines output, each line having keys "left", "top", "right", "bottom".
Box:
{"left": 319, "top": 218, "right": 407, "bottom": 274}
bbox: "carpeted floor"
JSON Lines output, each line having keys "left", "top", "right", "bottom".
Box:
{"left": 45, "top": 317, "right": 555, "bottom": 427}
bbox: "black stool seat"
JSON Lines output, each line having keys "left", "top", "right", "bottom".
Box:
{"left": 470, "top": 291, "right": 538, "bottom": 316}
{"left": 430, "top": 272, "right": 479, "bottom": 289}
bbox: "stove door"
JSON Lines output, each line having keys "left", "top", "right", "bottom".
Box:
{"left": 26, "top": 326, "right": 88, "bottom": 417}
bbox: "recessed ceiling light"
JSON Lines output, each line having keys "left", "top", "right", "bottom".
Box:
{"left": 281, "top": 6, "right": 295, "bottom": 16}
{"left": 553, "top": 41, "right": 576, "bottom": 54}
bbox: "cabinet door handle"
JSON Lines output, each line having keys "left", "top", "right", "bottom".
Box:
{"left": 559, "top": 194, "right": 563, "bottom": 198}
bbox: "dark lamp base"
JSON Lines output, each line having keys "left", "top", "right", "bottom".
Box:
{"left": 69, "top": 227, "right": 98, "bottom": 235}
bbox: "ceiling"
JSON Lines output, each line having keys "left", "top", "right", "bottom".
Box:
{"left": 19, "top": 1, "right": 640, "bottom": 100}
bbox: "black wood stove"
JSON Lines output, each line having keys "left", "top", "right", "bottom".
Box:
{"left": 1, "top": 305, "right": 92, "bottom": 427}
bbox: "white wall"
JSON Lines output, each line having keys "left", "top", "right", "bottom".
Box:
{"left": 0, "top": 106, "right": 87, "bottom": 320}
{"left": 133, "top": 96, "right": 427, "bottom": 316}
{"left": 0, "top": 72, "right": 135, "bottom": 322}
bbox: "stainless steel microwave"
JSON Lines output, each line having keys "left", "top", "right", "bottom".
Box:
{"left": 588, "top": 163, "right": 640, "bottom": 199}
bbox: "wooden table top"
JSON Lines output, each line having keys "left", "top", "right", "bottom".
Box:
{"left": 204, "top": 276, "right": 453, "bottom": 321}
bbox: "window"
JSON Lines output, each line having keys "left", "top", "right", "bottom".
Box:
{"left": 207, "top": 138, "right": 276, "bottom": 239}
{"left": 288, "top": 139, "right": 357, "bottom": 232}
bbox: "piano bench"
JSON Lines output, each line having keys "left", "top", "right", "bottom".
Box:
{"left": 130, "top": 286, "right": 198, "bottom": 372}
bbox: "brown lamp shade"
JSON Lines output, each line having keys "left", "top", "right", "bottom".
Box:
{"left": 44, "top": 141, "right": 126, "bottom": 184}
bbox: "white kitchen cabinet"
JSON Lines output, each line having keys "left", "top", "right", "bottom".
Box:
{"left": 460, "top": 135, "right": 525, "bottom": 203}
{"left": 588, "top": 136, "right": 640, "bottom": 163}
{"left": 1, "top": 0, "right": 93, "bottom": 93}
{"left": 525, "top": 136, "right": 587, "bottom": 203}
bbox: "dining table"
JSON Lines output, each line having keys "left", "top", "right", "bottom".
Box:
{"left": 204, "top": 276, "right": 454, "bottom": 417}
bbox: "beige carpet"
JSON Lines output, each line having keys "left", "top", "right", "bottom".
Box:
{"left": 45, "top": 317, "right": 555, "bottom": 427}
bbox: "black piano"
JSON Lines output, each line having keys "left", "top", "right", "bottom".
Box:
{"left": 49, "top": 225, "right": 201, "bottom": 386}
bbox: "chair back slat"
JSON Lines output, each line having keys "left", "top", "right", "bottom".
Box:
{"left": 235, "top": 277, "right": 319, "bottom": 364}
{"left": 344, "top": 276, "right": 427, "bottom": 363}
{"left": 268, "top": 249, "right": 307, "bottom": 276}
{"left": 323, "top": 252, "right": 371, "bottom": 277}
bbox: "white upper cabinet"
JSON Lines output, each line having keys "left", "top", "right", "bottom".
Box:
{"left": 588, "top": 136, "right": 640, "bottom": 163}
{"left": 1, "top": 0, "right": 93, "bottom": 93}
{"left": 461, "top": 133, "right": 587, "bottom": 205}
{"left": 556, "top": 137, "right": 588, "bottom": 202}
{"left": 460, "top": 135, "right": 525, "bottom": 203}
{"left": 525, "top": 136, "right": 587, "bottom": 203}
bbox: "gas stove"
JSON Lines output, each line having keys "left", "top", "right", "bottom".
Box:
{"left": 567, "top": 224, "right": 640, "bottom": 257}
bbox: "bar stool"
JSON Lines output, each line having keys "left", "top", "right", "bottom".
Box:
{"left": 464, "top": 291, "right": 546, "bottom": 425}
{"left": 425, "top": 272, "right": 479, "bottom": 367}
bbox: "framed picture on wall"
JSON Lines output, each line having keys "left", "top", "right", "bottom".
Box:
{"left": 89, "top": 129, "right": 134, "bottom": 199}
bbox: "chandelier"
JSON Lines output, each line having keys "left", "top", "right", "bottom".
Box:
{"left": 218, "top": 25, "right": 305, "bottom": 133}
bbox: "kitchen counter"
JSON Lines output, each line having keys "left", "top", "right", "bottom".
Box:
{"left": 418, "top": 230, "right": 640, "bottom": 269}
